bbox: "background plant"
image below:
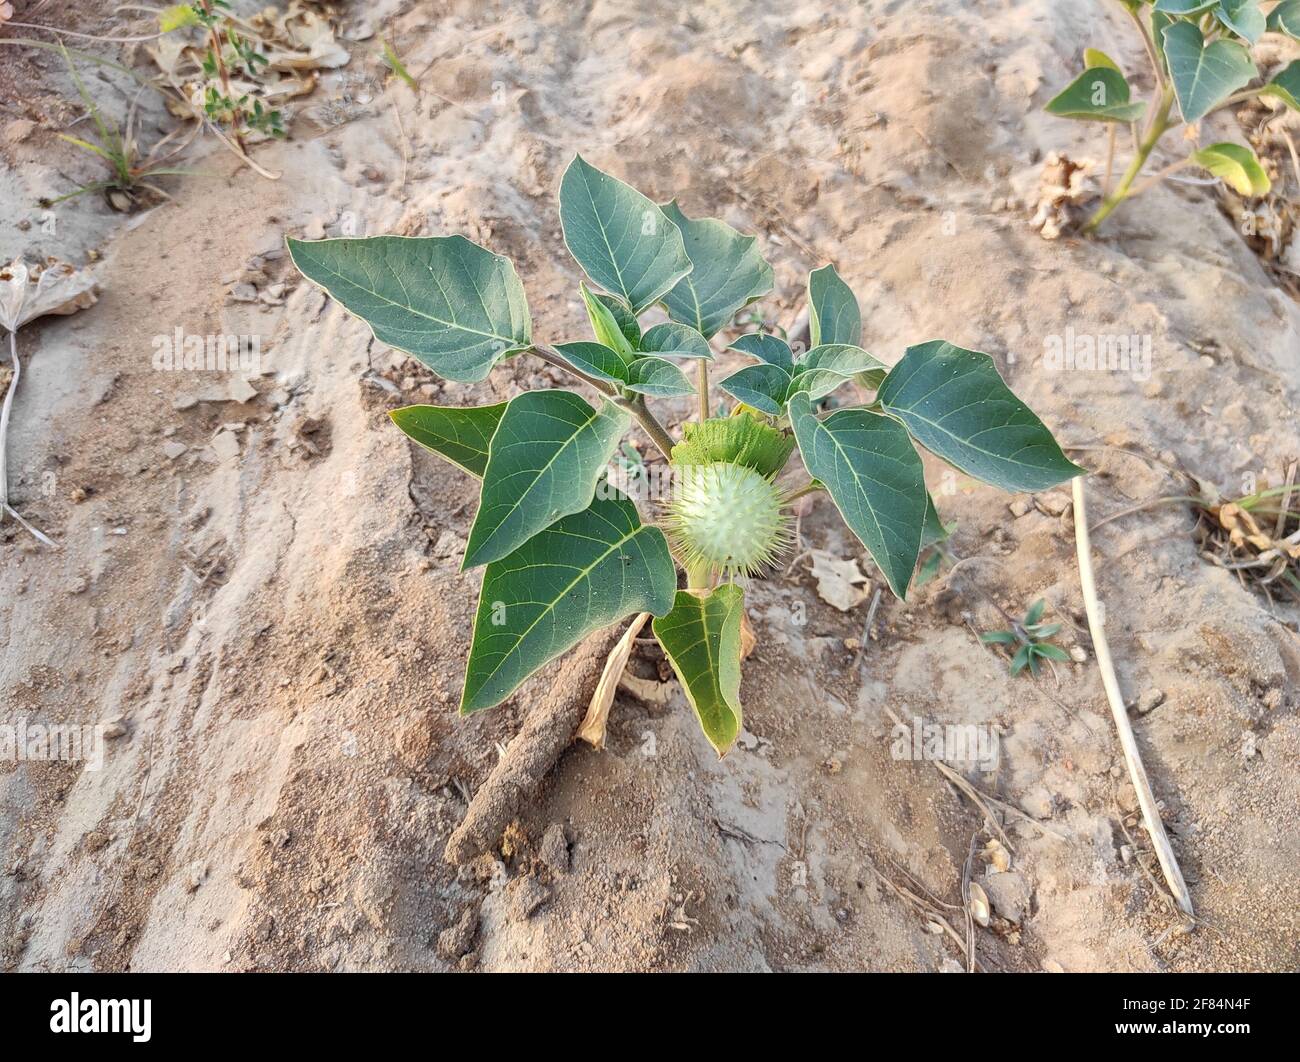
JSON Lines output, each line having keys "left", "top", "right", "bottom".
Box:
{"left": 288, "top": 155, "right": 1083, "bottom": 756}
{"left": 1048, "top": 0, "right": 1300, "bottom": 232}
{"left": 980, "top": 599, "right": 1071, "bottom": 677}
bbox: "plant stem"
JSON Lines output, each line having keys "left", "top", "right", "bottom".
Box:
{"left": 1103, "top": 124, "right": 1117, "bottom": 197}
{"left": 1127, "top": 156, "right": 1194, "bottom": 199}
{"left": 697, "top": 360, "right": 709, "bottom": 422}
{"left": 1082, "top": 85, "right": 1175, "bottom": 234}
{"left": 1, "top": 330, "right": 56, "bottom": 548}
{"left": 200, "top": 0, "right": 247, "bottom": 155}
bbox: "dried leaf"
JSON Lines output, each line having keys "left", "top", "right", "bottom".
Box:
{"left": 0, "top": 258, "right": 99, "bottom": 334}
{"left": 1030, "top": 152, "right": 1100, "bottom": 240}
{"left": 808, "top": 549, "right": 870, "bottom": 612}
{"left": 576, "top": 613, "right": 650, "bottom": 749}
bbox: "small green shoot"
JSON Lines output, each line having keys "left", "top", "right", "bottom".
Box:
{"left": 380, "top": 37, "right": 418, "bottom": 90}
{"left": 980, "top": 599, "right": 1071, "bottom": 678}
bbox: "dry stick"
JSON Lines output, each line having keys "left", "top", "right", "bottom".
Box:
{"left": 1072, "top": 477, "right": 1195, "bottom": 920}
{"left": 1, "top": 330, "right": 57, "bottom": 547}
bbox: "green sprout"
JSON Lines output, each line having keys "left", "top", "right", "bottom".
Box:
{"left": 981, "top": 599, "right": 1072, "bottom": 678}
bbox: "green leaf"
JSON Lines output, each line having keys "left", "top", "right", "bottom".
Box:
{"left": 920, "top": 491, "right": 952, "bottom": 548}
{"left": 551, "top": 340, "right": 630, "bottom": 385}
{"left": 730, "top": 332, "right": 794, "bottom": 373}
{"left": 877, "top": 341, "right": 1085, "bottom": 493}
{"left": 625, "top": 356, "right": 695, "bottom": 398}
{"left": 791, "top": 343, "right": 889, "bottom": 400}
{"left": 980, "top": 630, "right": 1018, "bottom": 646}
{"left": 1269, "top": 0, "right": 1300, "bottom": 37}
{"left": 1191, "top": 142, "right": 1271, "bottom": 196}
{"left": 652, "top": 585, "right": 745, "bottom": 756}
{"left": 1216, "top": 0, "right": 1266, "bottom": 43}
{"left": 788, "top": 391, "right": 927, "bottom": 599}
{"left": 1161, "top": 20, "right": 1256, "bottom": 123}
{"left": 159, "top": 4, "right": 200, "bottom": 31}
{"left": 659, "top": 200, "right": 774, "bottom": 339}
{"left": 462, "top": 492, "right": 676, "bottom": 713}
{"left": 580, "top": 282, "right": 637, "bottom": 357}
{"left": 1034, "top": 643, "right": 1071, "bottom": 662}
{"left": 464, "top": 391, "right": 630, "bottom": 568}
{"left": 1045, "top": 67, "right": 1148, "bottom": 123}
{"left": 1083, "top": 48, "right": 1122, "bottom": 73}
{"left": 718, "top": 363, "right": 792, "bottom": 416}
{"left": 670, "top": 413, "right": 795, "bottom": 478}
{"left": 1010, "top": 644, "right": 1034, "bottom": 676}
{"left": 1153, "top": 0, "right": 1220, "bottom": 12}
{"left": 639, "top": 322, "right": 713, "bottom": 359}
{"left": 1260, "top": 60, "right": 1300, "bottom": 110}
{"left": 807, "top": 264, "right": 862, "bottom": 348}
{"left": 558, "top": 155, "right": 692, "bottom": 314}
{"left": 286, "top": 235, "right": 532, "bottom": 383}
{"left": 389, "top": 403, "right": 505, "bottom": 478}
{"left": 1025, "top": 598, "right": 1046, "bottom": 626}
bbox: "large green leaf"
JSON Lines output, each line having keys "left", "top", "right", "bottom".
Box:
{"left": 1269, "top": 0, "right": 1300, "bottom": 37}
{"left": 1216, "top": 0, "right": 1266, "bottom": 43}
{"left": 464, "top": 390, "right": 629, "bottom": 568}
{"left": 788, "top": 391, "right": 928, "bottom": 599}
{"left": 287, "top": 235, "right": 531, "bottom": 383}
{"left": 791, "top": 343, "right": 889, "bottom": 399}
{"left": 1192, "top": 142, "right": 1271, "bottom": 196}
{"left": 1161, "top": 20, "right": 1256, "bottom": 123}
{"left": 389, "top": 403, "right": 505, "bottom": 478}
{"left": 625, "top": 356, "right": 695, "bottom": 398}
{"left": 1045, "top": 67, "right": 1147, "bottom": 123}
{"left": 807, "top": 264, "right": 861, "bottom": 348}
{"left": 877, "top": 340, "right": 1085, "bottom": 493}
{"left": 1153, "top": 0, "right": 1220, "bottom": 13}
{"left": 659, "top": 200, "right": 774, "bottom": 339}
{"left": 462, "top": 492, "right": 676, "bottom": 713}
{"left": 559, "top": 155, "right": 691, "bottom": 314}
{"left": 652, "top": 585, "right": 745, "bottom": 756}
{"left": 551, "top": 340, "right": 630, "bottom": 385}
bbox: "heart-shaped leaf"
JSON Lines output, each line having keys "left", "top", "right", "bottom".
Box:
{"left": 1260, "top": 60, "right": 1300, "bottom": 110}
{"left": 652, "top": 584, "right": 745, "bottom": 756}
{"left": 559, "top": 155, "right": 692, "bottom": 314}
{"left": 389, "top": 403, "right": 505, "bottom": 478}
{"left": 639, "top": 321, "right": 713, "bottom": 359}
{"left": 1216, "top": 0, "right": 1266, "bottom": 43}
{"left": 788, "top": 391, "right": 928, "bottom": 599}
{"left": 1045, "top": 67, "right": 1147, "bottom": 122}
{"left": 580, "top": 281, "right": 637, "bottom": 357}
{"left": 1269, "top": 0, "right": 1300, "bottom": 37}
{"left": 877, "top": 340, "right": 1085, "bottom": 493}
{"left": 718, "top": 363, "right": 792, "bottom": 415}
{"left": 625, "top": 356, "right": 695, "bottom": 398}
{"left": 287, "top": 235, "right": 531, "bottom": 383}
{"left": 551, "top": 340, "right": 630, "bottom": 385}
{"left": 730, "top": 332, "right": 795, "bottom": 373}
{"left": 464, "top": 390, "right": 630, "bottom": 568}
{"left": 1083, "top": 48, "right": 1122, "bottom": 73}
{"left": 807, "top": 264, "right": 862, "bottom": 348}
{"left": 1162, "top": 20, "right": 1256, "bottom": 123}
{"left": 462, "top": 491, "right": 676, "bottom": 712}
{"left": 659, "top": 200, "right": 774, "bottom": 339}
{"left": 1192, "top": 142, "right": 1271, "bottom": 196}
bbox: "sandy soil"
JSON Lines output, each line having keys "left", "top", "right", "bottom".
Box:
{"left": 2, "top": 0, "right": 1298, "bottom": 972}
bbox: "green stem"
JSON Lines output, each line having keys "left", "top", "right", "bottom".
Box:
{"left": 697, "top": 360, "right": 709, "bottom": 422}
{"left": 685, "top": 555, "right": 711, "bottom": 591}
{"left": 1082, "top": 86, "right": 1175, "bottom": 235}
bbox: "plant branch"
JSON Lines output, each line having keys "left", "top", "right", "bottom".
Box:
{"left": 1122, "top": 1, "right": 1165, "bottom": 90}
{"left": 1082, "top": 85, "right": 1175, "bottom": 234}
{"left": 1127, "top": 155, "right": 1195, "bottom": 199}
{"left": 199, "top": 0, "right": 247, "bottom": 155}
{"left": 697, "top": 360, "right": 709, "bottom": 421}
{"left": 1, "top": 330, "right": 57, "bottom": 547}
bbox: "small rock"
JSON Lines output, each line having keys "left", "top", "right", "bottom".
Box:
{"left": 1034, "top": 491, "right": 1071, "bottom": 517}
{"left": 100, "top": 715, "right": 128, "bottom": 739}
{"left": 1134, "top": 688, "right": 1165, "bottom": 715}
{"left": 1069, "top": 645, "right": 1087, "bottom": 663}
{"left": 437, "top": 906, "right": 478, "bottom": 960}
{"left": 1119, "top": 844, "right": 1134, "bottom": 865}
{"left": 303, "top": 218, "right": 327, "bottom": 240}
{"left": 1008, "top": 497, "right": 1032, "bottom": 518}
{"left": 539, "top": 823, "right": 571, "bottom": 874}
{"left": 162, "top": 441, "right": 188, "bottom": 460}
{"left": 509, "top": 876, "right": 552, "bottom": 921}
{"left": 209, "top": 431, "right": 241, "bottom": 461}
{"left": 173, "top": 394, "right": 198, "bottom": 411}
{"left": 4, "top": 119, "right": 36, "bottom": 144}
{"left": 1019, "top": 785, "right": 1054, "bottom": 820}
{"left": 982, "top": 870, "right": 1031, "bottom": 924}
{"left": 229, "top": 282, "right": 259, "bottom": 303}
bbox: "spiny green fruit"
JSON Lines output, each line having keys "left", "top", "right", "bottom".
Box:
{"left": 670, "top": 411, "right": 794, "bottom": 478}
{"left": 666, "top": 461, "right": 793, "bottom": 580}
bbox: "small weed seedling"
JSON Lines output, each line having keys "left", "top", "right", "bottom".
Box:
{"left": 1048, "top": 0, "right": 1300, "bottom": 232}
{"left": 981, "top": 599, "right": 1071, "bottom": 678}
{"left": 289, "top": 156, "right": 1083, "bottom": 755}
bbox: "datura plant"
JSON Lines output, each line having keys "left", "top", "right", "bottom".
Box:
{"left": 1048, "top": 0, "right": 1300, "bottom": 232}
{"left": 287, "top": 155, "right": 1083, "bottom": 756}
